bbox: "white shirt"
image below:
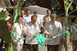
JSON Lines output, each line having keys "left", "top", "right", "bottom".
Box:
{"left": 14, "top": 23, "right": 24, "bottom": 44}
{"left": 23, "top": 15, "right": 31, "bottom": 23}
{"left": 36, "top": 16, "right": 43, "bottom": 25}
{"left": 23, "top": 22, "right": 40, "bottom": 44}
{"left": 45, "top": 21, "right": 62, "bottom": 45}
{"left": 71, "top": 25, "right": 77, "bottom": 40}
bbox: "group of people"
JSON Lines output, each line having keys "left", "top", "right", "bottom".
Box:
{"left": 4, "top": 9, "right": 77, "bottom": 51}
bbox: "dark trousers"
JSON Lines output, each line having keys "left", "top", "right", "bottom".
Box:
{"left": 47, "top": 44, "right": 59, "bottom": 51}
{"left": 72, "top": 40, "right": 77, "bottom": 51}
{"left": 26, "top": 44, "right": 38, "bottom": 51}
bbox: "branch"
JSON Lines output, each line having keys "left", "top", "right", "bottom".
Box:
{"left": 68, "top": 9, "right": 77, "bottom": 15}
{"left": 67, "top": 2, "right": 72, "bottom": 9}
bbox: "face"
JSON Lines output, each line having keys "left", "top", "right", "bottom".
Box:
{"left": 26, "top": 10, "right": 30, "bottom": 15}
{"left": 22, "top": 10, "right": 25, "bottom": 15}
{"left": 51, "top": 17, "right": 56, "bottom": 22}
{"left": 47, "top": 10, "right": 51, "bottom": 16}
{"left": 34, "top": 13, "right": 38, "bottom": 16}
{"left": 61, "top": 17, "right": 65, "bottom": 24}
{"left": 18, "top": 10, "right": 21, "bottom": 14}
{"left": 5, "top": 11, "right": 8, "bottom": 16}
{"left": 17, "top": 17, "right": 23, "bottom": 24}
{"left": 75, "top": 17, "right": 77, "bottom": 24}
{"left": 31, "top": 17, "right": 36, "bottom": 24}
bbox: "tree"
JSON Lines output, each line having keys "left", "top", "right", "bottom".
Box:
{"left": 63, "top": 0, "right": 77, "bottom": 51}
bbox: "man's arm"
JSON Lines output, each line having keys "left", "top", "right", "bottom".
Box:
{"left": 44, "top": 23, "right": 52, "bottom": 38}
{"left": 23, "top": 30, "right": 27, "bottom": 36}
{"left": 58, "top": 22, "right": 62, "bottom": 36}
{"left": 23, "top": 23, "right": 28, "bottom": 36}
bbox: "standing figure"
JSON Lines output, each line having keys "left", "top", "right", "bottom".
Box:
{"left": 45, "top": 13, "right": 62, "bottom": 51}
{"left": 23, "top": 15, "right": 40, "bottom": 51}
{"left": 13, "top": 16, "right": 24, "bottom": 51}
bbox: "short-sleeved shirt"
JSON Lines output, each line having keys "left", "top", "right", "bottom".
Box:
{"left": 23, "top": 22, "right": 40, "bottom": 44}
{"left": 43, "top": 15, "right": 51, "bottom": 26}
{"left": 23, "top": 15, "right": 31, "bottom": 23}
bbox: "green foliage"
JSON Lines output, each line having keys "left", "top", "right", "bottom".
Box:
{"left": 0, "top": 10, "right": 6, "bottom": 20}
{"left": 69, "top": 0, "right": 77, "bottom": 4}
{"left": 69, "top": 5, "right": 73, "bottom": 10}
{"left": 76, "top": 6, "right": 77, "bottom": 9}
{"left": 0, "top": 20, "right": 12, "bottom": 43}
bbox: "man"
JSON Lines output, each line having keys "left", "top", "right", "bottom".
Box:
{"left": 71, "top": 17, "right": 77, "bottom": 51}
{"left": 13, "top": 16, "right": 24, "bottom": 51}
{"left": 23, "top": 15, "right": 40, "bottom": 51}
{"left": 23, "top": 9, "right": 31, "bottom": 24}
{"left": 43, "top": 10, "right": 51, "bottom": 45}
{"left": 60, "top": 15, "right": 71, "bottom": 51}
{"left": 15, "top": 10, "right": 22, "bottom": 23}
{"left": 45, "top": 13, "right": 62, "bottom": 51}
{"left": 21, "top": 10, "right": 26, "bottom": 26}
{"left": 43, "top": 10, "right": 51, "bottom": 28}
{"left": 34, "top": 11, "right": 43, "bottom": 27}
{"left": 21, "top": 10, "right": 26, "bottom": 18}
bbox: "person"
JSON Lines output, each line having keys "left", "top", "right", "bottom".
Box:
{"left": 34, "top": 11, "right": 43, "bottom": 27}
{"left": 5, "top": 11, "right": 12, "bottom": 30}
{"left": 71, "top": 17, "right": 77, "bottom": 51}
{"left": 5, "top": 11, "right": 11, "bottom": 21}
{"left": 43, "top": 10, "right": 51, "bottom": 45}
{"left": 15, "top": 9, "right": 22, "bottom": 23}
{"left": 21, "top": 10, "right": 26, "bottom": 18}
{"left": 0, "top": 36, "right": 3, "bottom": 51}
{"left": 23, "top": 9, "right": 31, "bottom": 24}
{"left": 23, "top": 15, "right": 40, "bottom": 51}
{"left": 21, "top": 10, "right": 26, "bottom": 26}
{"left": 43, "top": 10, "right": 51, "bottom": 29}
{"left": 13, "top": 16, "right": 24, "bottom": 51}
{"left": 45, "top": 13, "right": 62, "bottom": 51}
{"left": 60, "top": 15, "right": 71, "bottom": 51}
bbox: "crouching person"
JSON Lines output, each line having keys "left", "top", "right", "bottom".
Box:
{"left": 13, "top": 16, "right": 24, "bottom": 51}
{"left": 23, "top": 15, "right": 40, "bottom": 51}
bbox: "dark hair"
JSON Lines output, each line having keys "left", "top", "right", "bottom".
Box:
{"left": 26, "top": 9, "right": 30, "bottom": 12}
{"left": 61, "top": 15, "right": 65, "bottom": 17}
{"left": 31, "top": 15, "right": 37, "bottom": 19}
{"left": 17, "top": 16, "right": 23, "bottom": 19}
{"left": 46, "top": 10, "right": 50, "bottom": 12}
{"left": 71, "top": 17, "right": 77, "bottom": 23}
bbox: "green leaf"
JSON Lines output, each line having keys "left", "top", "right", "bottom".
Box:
{"left": 69, "top": 0, "right": 77, "bottom": 4}
{"left": 76, "top": 6, "right": 77, "bottom": 9}
{"left": 69, "top": 5, "right": 73, "bottom": 10}
{"left": 0, "top": 20, "right": 12, "bottom": 43}
{"left": 0, "top": 10, "right": 6, "bottom": 20}
{"left": 67, "top": 2, "right": 70, "bottom": 6}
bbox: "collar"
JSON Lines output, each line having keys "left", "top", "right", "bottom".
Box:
{"left": 30, "top": 21, "right": 36, "bottom": 25}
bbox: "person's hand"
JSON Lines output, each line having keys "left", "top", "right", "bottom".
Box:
{"left": 23, "top": 30, "right": 27, "bottom": 36}
{"left": 34, "top": 32, "right": 39, "bottom": 37}
{"left": 48, "top": 34, "right": 52, "bottom": 38}
{"left": 25, "top": 33, "right": 28, "bottom": 36}
{"left": 56, "top": 34, "right": 58, "bottom": 36}
{"left": 40, "top": 25, "right": 42, "bottom": 27}
{"left": 43, "top": 27, "right": 45, "bottom": 30}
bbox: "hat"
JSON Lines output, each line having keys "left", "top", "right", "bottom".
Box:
{"left": 50, "top": 13, "right": 57, "bottom": 18}
{"left": 34, "top": 11, "right": 38, "bottom": 13}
